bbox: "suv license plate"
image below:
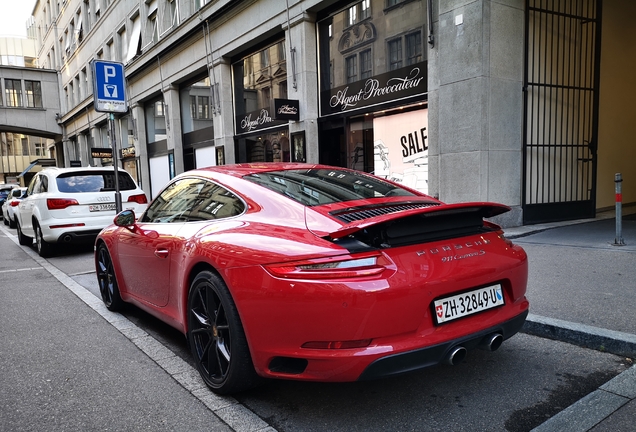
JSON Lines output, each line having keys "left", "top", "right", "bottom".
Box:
{"left": 434, "top": 284, "right": 504, "bottom": 324}
{"left": 89, "top": 203, "right": 116, "bottom": 212}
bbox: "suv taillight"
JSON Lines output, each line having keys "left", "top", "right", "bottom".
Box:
{"left": 10, "top": 201, "right": 20, "bottom": 207}
{"left": 127, "top": 193, "right": 148, "bottom": 204}
{"left": 47, "top": 198, "right": 79, "bottom": 210}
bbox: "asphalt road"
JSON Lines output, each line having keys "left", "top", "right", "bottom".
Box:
{"left": 6, "top": 236, "right": 624, "bottom": 432}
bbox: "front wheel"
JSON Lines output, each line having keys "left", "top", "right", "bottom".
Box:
{"left": 35, "top": 222, "right": 54, "bottom": 257}
{"left": 16, "top": 220, "right": 32, "bottom": 246}
{"left": 96, "top": 243, "right": 124, "bottom": 311}
{"left": 187, "top": 271, "right": 259, "bottom": 394}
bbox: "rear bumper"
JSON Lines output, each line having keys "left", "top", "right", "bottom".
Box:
{"left": 358, "top": 310, "right": 528, "bottom": 381}
{"left": 55, "top": 229, "right": 103, "bottom": 244}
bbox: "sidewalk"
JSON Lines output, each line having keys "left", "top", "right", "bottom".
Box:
{"left": 504, "top": 208, "right": 636, "bottom": 432}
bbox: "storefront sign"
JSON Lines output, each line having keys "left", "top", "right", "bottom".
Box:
{"left": 274, "top": 99, "right": 300, "bottom": 121}
{"left": 321, "top": 61, "right": 427, "bottom": 115}
{"left": 91, "top": 148, "right": 113, "bottom": 158}
{"left": 121, "top": 146, "right": 136, "bottom": 158}
{"left": 236, "top": 108, "right": 287, "bottom": 135}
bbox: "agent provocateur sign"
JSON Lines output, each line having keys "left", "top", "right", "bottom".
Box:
{"left": 321, "top": 61, "right": 427, "bottom": 115}
{"left": 274, "top": 99, "right": 300, "bottom": 121}
{"left": 236, "top": 108, "right": 287, "bottom": 135}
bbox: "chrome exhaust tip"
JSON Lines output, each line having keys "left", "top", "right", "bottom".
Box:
{"left": 445, "top": 346, "right": 467, "bottom": 366}
{"left": 480, "top": 333, "right": 504, "bottom": 352}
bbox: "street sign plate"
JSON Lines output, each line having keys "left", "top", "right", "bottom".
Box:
{"left": 93, "top": 60, "right": 128, "bottom": 113}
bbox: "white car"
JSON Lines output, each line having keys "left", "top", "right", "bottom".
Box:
{"left": 2, "top": 187, "right": 27, "bottom": 228}
{"left": 16, "top": 166, "right": 148, "bottom": 257}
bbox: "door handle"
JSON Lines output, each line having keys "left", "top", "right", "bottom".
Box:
{"left": 154, "top": 249, "right": 169, "bottom": 259}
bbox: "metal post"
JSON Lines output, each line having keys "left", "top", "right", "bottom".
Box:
{"left": 109, "top": 113, "right": 122, "bottom": 213}
{"left": 613, "top": 173, "right": 625, "bottom": 246}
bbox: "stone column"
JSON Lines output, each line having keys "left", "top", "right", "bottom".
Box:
{"left": 163, "top": 84, "right": 184, "bottom": 174}
{"left": 428, "top": 0, "right": 524, "bottom": 226}
{"left": 284, "top": 12, "right": 319, "bottom": 163}
{"left": 211, "top": 58, "right": 236, "bottom": 164}
{"left": 132, "top": 102, "right": 151, "bottom": 197}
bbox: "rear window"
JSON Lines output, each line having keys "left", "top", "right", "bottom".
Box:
{"left": 244, "top": 168, "right": 416, "bottom": 206}
{"left": 56, "top": 172, "right": 138, "bottom": 193}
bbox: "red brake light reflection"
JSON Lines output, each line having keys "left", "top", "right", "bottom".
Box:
{"left": 265, "top": 252, "right": 389, "bottom": 279}
{"left": 47, "top": 198, "right": 79, "bottom": 210}
{"left": 127, "top": 193, "right": 148, "bottom": 204}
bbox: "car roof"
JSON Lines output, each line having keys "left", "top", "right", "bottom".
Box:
{"left": 39, "top": 166, "right": 130, "bottom": 176}
{"left": 191, "top": 163, "right": 332, "bottom": 178}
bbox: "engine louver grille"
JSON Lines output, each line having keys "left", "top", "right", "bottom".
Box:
{"left": 331, "top": 203, "right": 440, "bottom": 223}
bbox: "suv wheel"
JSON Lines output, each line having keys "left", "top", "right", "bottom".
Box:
{"left": 17, "top": 221, "right": 33, "bottom": 246}
{"left": 35, "top": 222, "right": 54, "bottom": 257}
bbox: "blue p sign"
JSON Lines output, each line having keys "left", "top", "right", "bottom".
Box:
{"left": 93, "top": 60, "right": 127, "bottom": 113}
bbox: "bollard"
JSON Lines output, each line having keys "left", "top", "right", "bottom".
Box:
{"left": 613, "top": 173, "right": 626, "bottom": 246}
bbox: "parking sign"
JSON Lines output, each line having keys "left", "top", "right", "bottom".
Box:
{"left": 93, "top": 60, "right": 128, "bottom": 113}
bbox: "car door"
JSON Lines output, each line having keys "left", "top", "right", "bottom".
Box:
{"left": 18, "top": 174, "right": 45, "bottom": 236}
{"left": 114, "top": 178, "right": 208, "bottom": 307}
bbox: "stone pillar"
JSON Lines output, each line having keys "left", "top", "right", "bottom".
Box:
{"left": 211, "top": 58, "right": 236, "bottom": 164}
{"left": 132, "top": 102, "right": 151, "bottom": 197}
{"left": 163, "top": 84, "right": 184, "bottom": 174}
{"left": 428, "top": 0, "right": 524, "bottom": 226}
{"left": 284, "top": 12, "right": 319, "bottom": 164}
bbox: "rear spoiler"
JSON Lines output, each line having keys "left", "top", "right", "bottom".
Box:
{"left": 327, "top": 202, "right": 510, "bottom": 240}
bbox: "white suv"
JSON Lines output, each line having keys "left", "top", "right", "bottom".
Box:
{"left": 16, "top": 166, "right": 148, "bottom": 257}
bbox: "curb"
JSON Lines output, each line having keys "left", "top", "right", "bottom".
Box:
{"left": 522, "top": 314, "right": 636, "bottom": 358}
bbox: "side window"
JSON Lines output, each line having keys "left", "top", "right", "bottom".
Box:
{"left": 140, "top": 177, "right": 244, "bottom": 223}
{"left": 40, "top": 176, "right": 49, "bottom": 193}
{"left": 28, "top": 175, "right": 41, "bottom": 195}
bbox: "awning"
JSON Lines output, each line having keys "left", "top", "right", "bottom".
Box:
{"left": 17, "top": 159, "right": 57, "bottom": 178}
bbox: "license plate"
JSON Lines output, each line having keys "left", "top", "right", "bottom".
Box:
{"left": 89, "top": 203, "right": 116, "bottom": 212}
{"left": 434, "top": 284, "right": 504, "bottom": 324}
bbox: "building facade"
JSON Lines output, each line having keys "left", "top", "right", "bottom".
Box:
{"left": 17, "top": 0, "right": 636, "bottom": 226}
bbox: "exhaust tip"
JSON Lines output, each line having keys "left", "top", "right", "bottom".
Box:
{"left": 445, "top": 346, "right": 467, "bottom": 366}
{"left": 480, "top": 333, "right": 504, "bottom": 352}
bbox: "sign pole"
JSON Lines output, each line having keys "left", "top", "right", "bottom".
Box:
{"left": 110, "top": 113, "right": 122, "bottom": 213}
{"left": 92, "top": 60, "right": 128, "bottom": 214}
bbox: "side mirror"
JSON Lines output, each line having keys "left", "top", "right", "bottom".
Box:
{"left": 114, "top": 209, "right": 136, "bottom": 227}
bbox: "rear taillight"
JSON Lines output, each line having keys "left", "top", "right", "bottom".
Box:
{"left": 264, "top": 252, "right": 390, "bottom": 279}
{"left": 47, "top": 198, "right": 79, "bottom": 210}
{"left": 10, "top": 201, "right": 20, "bottom": 207}
{"left": 127, "top": 193, "right": 148, "bottom": 204}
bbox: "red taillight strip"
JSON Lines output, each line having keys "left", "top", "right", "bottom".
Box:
{"left": 49, "top": 223, "right": 86, "bottom": 229}
{"left": 47, "top": 198, "right": 80, "bottom": 210}
{"left": 127, "top": 193, "right": 148, "bottom": 204}
{"left": 264, "top": 252, "right": 389, "bottom": 279}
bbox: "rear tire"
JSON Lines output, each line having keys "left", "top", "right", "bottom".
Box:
{"left": 9, "top": 216, "right": 16, "bottom": 229}
{"left": 187, "top": 270, "right": 259, "bottom": 394}
{"left": 96, "top": 243, "right": 124, "bottom": 311}
{"left": 35, "top": 222, "right": 54, "bottom": 258}
{"left": 16, "top": 220, "right": 32, "bottom": 246}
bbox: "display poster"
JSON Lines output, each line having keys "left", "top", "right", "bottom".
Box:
{"left": 372, "top": 109, "right": 428, "bottom": 194}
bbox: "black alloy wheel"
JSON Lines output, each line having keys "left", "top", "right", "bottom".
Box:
{"left": 16, "top": 220, "right": 32, "bottom": 246}
{"left": 96, "top": 243, "right": 124, "bottom": 311}
{"left": 35, "top": 222, "right": 54, "bottom": 258}
{"left": 187, "top": 271, "right": 259, "bottom": 394}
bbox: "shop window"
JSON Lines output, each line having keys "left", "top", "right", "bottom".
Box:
{"left": 25, "top": 81, "right": 43, "bottom": 108}
{"left": 5, "top": 79, "right": 23, "bottom": 107}
{"left": 388, "top": 39, "right": 403, "bottom": 70}
{"left": 145, "top": 97, "right": 167, "bottom": 143}
{"left": 180, "top": 76, "right": 214, "bottom": 142}
{"left": 233, "top": 39, "right": 287, "bottom": 119}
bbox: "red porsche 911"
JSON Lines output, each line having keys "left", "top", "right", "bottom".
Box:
{"left": 95, "top": 163, "right": 528, "bottom": 394}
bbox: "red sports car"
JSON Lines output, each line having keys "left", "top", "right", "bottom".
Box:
{"left": 95, "top": 163, "right": 528, "bottom": 394}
